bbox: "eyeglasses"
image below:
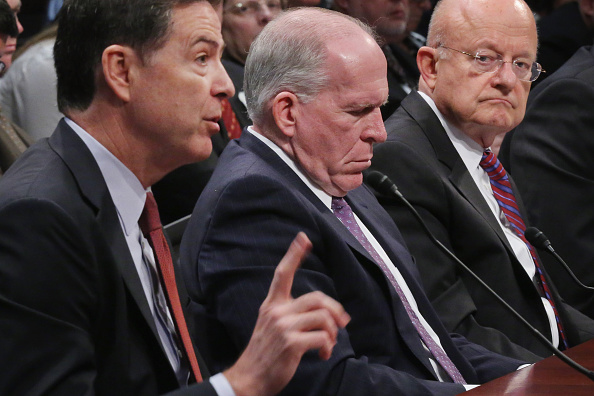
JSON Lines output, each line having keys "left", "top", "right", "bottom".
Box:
{"left": 438, "top": 45, "right": 545, "bottom": 82}
{"left": 224, "top": 0, "right": 282, "bottom": 16}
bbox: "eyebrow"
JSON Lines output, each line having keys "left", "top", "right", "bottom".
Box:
{"left": 191, "top": 36, "right": 222, "bottom": 49}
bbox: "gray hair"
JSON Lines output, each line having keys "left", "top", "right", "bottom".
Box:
{"left": 244, "top": 7, "right": 376, "bottom": 126}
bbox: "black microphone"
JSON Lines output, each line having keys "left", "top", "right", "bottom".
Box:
{"left": 365, "top": 170, "right": 594, "bottom": 381}
{"left": 525, "top": 227, "right": 594, "bottom": 291}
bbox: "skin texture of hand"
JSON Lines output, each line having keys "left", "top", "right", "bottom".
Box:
{"left": 223, "top": 232, "right": 351, "bottom": 396}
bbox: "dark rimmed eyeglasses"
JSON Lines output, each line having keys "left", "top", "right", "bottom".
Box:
{"left": 438, "top": 44, "right": 545, "bottom": 82}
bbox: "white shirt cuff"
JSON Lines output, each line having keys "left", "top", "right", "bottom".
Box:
{"left": 209, "top": 373, "right": 236, "bottom": 396}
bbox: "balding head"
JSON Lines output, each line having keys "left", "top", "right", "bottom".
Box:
{"left": 427, "top": 0, "right": 536, "bottom": 49}
{"left": 417, "top": 0, "right": 538, "bottom": 148}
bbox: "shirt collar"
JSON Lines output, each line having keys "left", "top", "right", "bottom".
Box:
{"left": 247, "top": 126, "right": 333, "bottom": 210}
{"left": 65, "top": 117, "right": 148, "bottom": 236}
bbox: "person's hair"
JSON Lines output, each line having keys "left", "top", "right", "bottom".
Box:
{"left": 54, "top": 0, "right": 220, "bottom": 113}
{"left": 244, "top": 7, "right": 375, "bottom": 126}
{"left": 0, "top": 0, "right": 17, "bottom": 37}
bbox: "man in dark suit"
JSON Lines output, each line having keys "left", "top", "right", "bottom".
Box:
{"left": 369, "top": 0, "right": 594, "bottom": 363}
{"left": 504, "top": 44, "right": 594, "bottom": 319}
{"left": 181, "top": 7, "right": 526, "bottom": 396}
{"left": 0, "top": 0, "right": 350, "bottom": 395}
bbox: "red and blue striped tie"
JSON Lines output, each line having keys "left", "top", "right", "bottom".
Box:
{"left": 479, "top": 150, "right": 568, "bottom": 350}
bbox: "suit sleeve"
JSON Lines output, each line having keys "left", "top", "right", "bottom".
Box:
{"left": 510, "top": 77, "right": 594, "bottom": 320}
{"left": 370, "top": 139, "right": 543, "bottom": 363}
{"left": 186, "top": 174, "right": 467, "bottom": 396}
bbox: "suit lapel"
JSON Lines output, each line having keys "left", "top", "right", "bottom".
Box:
{"left": 49, "top": 120, "right": 165, "bottom": 354}
{"left": 402, "top": 93, "right": 517, "bottom": 256}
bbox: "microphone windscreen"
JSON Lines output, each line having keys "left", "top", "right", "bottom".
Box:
{"left": 525, "top": 227, "right": 549, "bottom": 249}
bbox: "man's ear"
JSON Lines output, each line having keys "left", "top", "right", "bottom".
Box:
{"left": 101, "top": 44, "right": 138, "bottom": 103}
{"left": 272, "top": 91, "right": 299, "bottom": 138}
{"left": 417, "top": 46, "right": 439, "bottom": 91}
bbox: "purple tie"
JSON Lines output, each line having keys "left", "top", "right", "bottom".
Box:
{"left": 332, "top": 197, "right": 466, "bottom": 384}
{"left": 479, "top": 150, "right": 568, "bottom": 350}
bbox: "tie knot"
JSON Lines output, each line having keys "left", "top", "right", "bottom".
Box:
{"left": 331, "top": 196, "right": 347, "bottom": 212}
{"left": 139, "top": 192, "right": 162, "bottom": 237}
{"left": 479, "top": 150, "right": 508, "bottom": 181}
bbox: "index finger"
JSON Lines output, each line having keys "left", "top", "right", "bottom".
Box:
{"left": 266, "top": 232, "right": 312, "bottom": 302}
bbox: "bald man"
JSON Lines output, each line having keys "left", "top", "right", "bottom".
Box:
{"left": 182, "top": 7, "right": 525, "bottom": 396}
{"left": 369, "top": 0, "right": 594, "bottom": 363}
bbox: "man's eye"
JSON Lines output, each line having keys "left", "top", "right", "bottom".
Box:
{"left": 350, "top": 107, "right": 373, "bottom": 116}
{"left": 196, "top": 55, "right": 208, "bottom": 64}
{"left": 514, "top": 60, "right": 531, "bottom": 71}
{"left": 476, "top": 55, "right": 495, "bottom": 65}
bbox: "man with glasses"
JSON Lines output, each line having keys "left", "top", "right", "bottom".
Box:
{"left": 368, "top": 0, "right": 594, "bottom": 362}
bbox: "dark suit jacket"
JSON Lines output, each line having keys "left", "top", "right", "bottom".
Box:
{"left": 0, "top": 120, "right": 216, "bottom": 396}
{"left": 504, "top": 45, "right": 594, "bottom": 318}
{"left": 180, "top": 131, "right": 523, "bottom": 396}
{"left": 368, "top": 91, "right": 594, "bottom": 362}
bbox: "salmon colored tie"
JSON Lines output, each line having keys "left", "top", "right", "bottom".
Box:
{"left": 139, "top": 191, "right": 203, "bottom": 382}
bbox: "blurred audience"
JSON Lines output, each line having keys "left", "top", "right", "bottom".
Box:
{"left": 397, "top": 0, "right": 433, "bottom": 56}
{"left": 533, "top": 0, "right": 594, "bottom": 86}
{"left": 333, "top": 0, "right": 420, "bottom": 120}
{"left": 0, "top": 0, "right": 22, "bottom": 75}
{"left": 0, "top": 0, "right": 30, "bottom": 176}
{"left": 0, "top": 23, "right": 60, "bottom": 141}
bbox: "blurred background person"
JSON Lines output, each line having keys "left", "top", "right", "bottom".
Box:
{"left": 0, "top": 0, "right": 22, "bottom": 75}
{"left": 0, "top": 23, "right": 60, "bottom": 141}
{"left": 397, "top": 0, "right": 433, "bottom": 56}
{"left": 333, "top": 0, "right": 419, "bottom": 120}
{"left": 220, "top": 0, "right": 285, "bottom": 131}
{"left": 0, "top": 0, "right": 29, "bottom": 176}
{"left": 532, "top": 0, "right": 594, "bottom": 86}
